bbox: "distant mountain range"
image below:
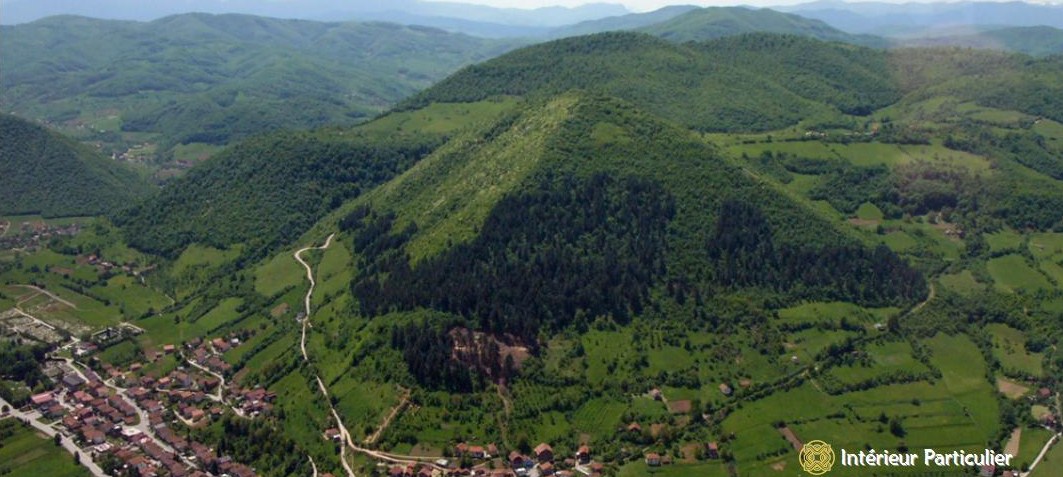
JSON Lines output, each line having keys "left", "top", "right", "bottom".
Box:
{"left": 0, "top": 14, "right": 519, "bottom": 165}
{"left": 777, "top": 1, "right": 1063, "bottom": 35}
{"left": 897, "top": 25, "right": 1063, "bottom": 57}
{"left": 0, "top": 0, "right": 627, "bottom": 28}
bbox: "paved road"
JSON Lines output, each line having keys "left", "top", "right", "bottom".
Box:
{"left": 0, "top": 396, "right": 108, "bottom": 477}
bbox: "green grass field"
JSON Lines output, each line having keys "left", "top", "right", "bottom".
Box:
{"left": 829, "top": 340, "right": 930, "bottom": 385}
{"left": 855, "top": 202, "right": 883, "bottom": 221}
{"left": 1029, "top": 437, "right": 1063, "bottom": 477}
{"left": 0, "top": 419, "right": 89, "bottom": 477}
{"left": 987, "top": 323, "right": 1044, "bottom": 377}
{"left": 777, "top": 301, "right": 894, "bottom": 327}
{"left": 359, "top": 99, "right": 518, "bottom": 136}
{"left": 254, "top": 250, "right": 305, "bottom": 297}
{"left": 938, "top": 270, "right": 985, "bottom": 295}
{"left": 987, "top": 254, "right": 1053, "bottom": 293}
{"left": 721, "top": 332, "right": 998, "bottom": 475}
{"left": 1016, "top": 426, "right": 1055, "bottom": 470}
{"left": 618, "top": 461, "right": 730, "bottom": 477}
{"left": 987, "top": 229, "right": 1025, "bottom": 253}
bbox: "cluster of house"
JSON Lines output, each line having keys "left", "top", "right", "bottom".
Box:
{"left": 505, "top": 442, "right": 602, "bottom": 477}
{"left": 75, "top": 253, "right": 139, "bottom": 276}
{"left": 188, "top": 336, "right": 239, "bottom": 376}
{"left": 0, "top": 221, "right": 81, "bottom": 250}
{"left": 1034, "top": 386, "right": 1060, "bottom": 431}
{"left": 28, "top": 368, "right": 256, "bottom": 477}
{"left": 380, "top": 442, "right": 603, "bottom": 477}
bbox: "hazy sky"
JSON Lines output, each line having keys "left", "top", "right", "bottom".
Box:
{"left": 427, "top": 0, "right": 1062, "bottom": 12}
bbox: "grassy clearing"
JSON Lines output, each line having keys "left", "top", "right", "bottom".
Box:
{"left": 171, "top": 142, "right": 223, "bottom": 163}
{"left": 987, "top": 229, "right": 1025, "bottom": 253}
{"left": 776, "top": 301, "right": 893, "bottom": 327}
{"left": 0, "top": 419, "right": 89, "bottom": 477}
{"left": 938, "top": 270, "right": 984, "bottom": 295}
{"left": 987, "top": 323, "right": 1044, "bottom": 377}
{"left": 359, "top": 99, "right": 518, "bottom": 136}
{"left": 254, "top": 251, "right": 304, "bottom": 297}
{"left": 987, "top": 254, "right": 1052, "bottom": 293}
{"left": 855, "top": 202, "right": 883, "bottom": 221}
{"left": 829, "top": 340, "right": 929, "bottom": 385}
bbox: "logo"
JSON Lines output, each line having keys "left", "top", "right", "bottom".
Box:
{"left": 799, "top": 440, "right": 836, "bottom": 475}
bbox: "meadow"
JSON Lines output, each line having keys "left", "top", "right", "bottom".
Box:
{"left": 0, "top": 419, "right": 88, "bottom": 477}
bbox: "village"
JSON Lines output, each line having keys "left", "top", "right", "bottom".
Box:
{"left": 0, "top": 219, "right": 84, "bottom": 252}
{"left": 1, "top": 332, "right": 273, "bottom": 477}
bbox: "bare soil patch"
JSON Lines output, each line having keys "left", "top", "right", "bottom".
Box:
{"left": 997, "top": 377, "right": 1030, "bottom": 399}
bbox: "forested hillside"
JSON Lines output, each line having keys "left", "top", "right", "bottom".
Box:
{"left": 403, "top": 33, "right": 899, "bottom": 132}
{"left": 115, "top": 130, "right": 442, "bottom": 258}
{"left": 0, "top": 114, "right": 152, "bottom": 217}
{"left": 0, "top": 14, "right": 518, "bottom": 163}
{"left": 637, "top": 6, "right": 885, "bottom": 46}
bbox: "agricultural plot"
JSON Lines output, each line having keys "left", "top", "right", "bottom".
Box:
{"left": 311, "top": 241, "right": 353, "bottom": 309}
{"left": 0, "top": 419, "right": 89, "bottom": 477}
{"left": 1016, "top": 426, "right": 1054, "bottom": 470}
{"left": 1029, "top": 438, "right": 1063, "bottom": 477}
{"left": 996, "top": 377, "right": 1030, "bottom": 399}
{"left": 254, "top": 250, "right": 305, "bottom": 297}
{"left": 329, "top": 377, "right": 400, "bottom": 441}
{"left": 938, "top": 270, "right": 985, "bottom": 295}
{"left": 618, "top": 461, "right": 730, "bottom": 477}
{"left": 987, "top": 323, "right": 1044, "bottom": 377}
{"left": 722, "top": 333, "right": 998, "bottom": 474}
{"left": 776, "top": 301, "right": 894, "bottom": 327}
{"left": 987, "top": 229, "right": 1025, "bottom": 253}
{"left": 571, "top": 398, "right": 627, "bottom": 438}
{"left": 988, "top": 254, "right": 1053, "bottom": 293}
{"left": 828, "top": 340, "right": 930, "bottom": 385}
{"left": 90, "top": 274, "right": 171, "bottom": 319}
{"left": 138, "top": 297, "right": 244, "bottom": 346}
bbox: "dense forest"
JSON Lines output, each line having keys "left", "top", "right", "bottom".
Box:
{"left": 117, "top": 130, "right": 441, "bottom": 258}
{"left": 0, "top": 113, "right": 152, "bottom": 217}
{"left": 708, "top": 200, "right": 927, "bottom": 306}
{"left": 347, "top": 173, "right": 676, "bottom": 340}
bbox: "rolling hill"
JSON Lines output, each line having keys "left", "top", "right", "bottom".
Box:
{"left": 402, "top": 32, "right": 900, "bottom": 131}
{"left": 0, "top": 13, "right": 520, "bottom": 164}
{"left": 637, "top": 6, "right": 885, "bottom": 46}
{"left": 898, "top": 25, "right": 1063, "bottom": 57}
{"left": 0, "top": 114, "right": 152, "bottom": 217}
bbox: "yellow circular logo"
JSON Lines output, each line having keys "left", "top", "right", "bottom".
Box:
{"left": 799, "top": 440, "right": 835, "bottom": 475}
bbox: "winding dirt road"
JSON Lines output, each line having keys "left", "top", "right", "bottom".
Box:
{"left": 293, "top": 233, "right": 445, "bottom": 476}
{"left": 295, "top": 233, "right": 334, "bottom": 361}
